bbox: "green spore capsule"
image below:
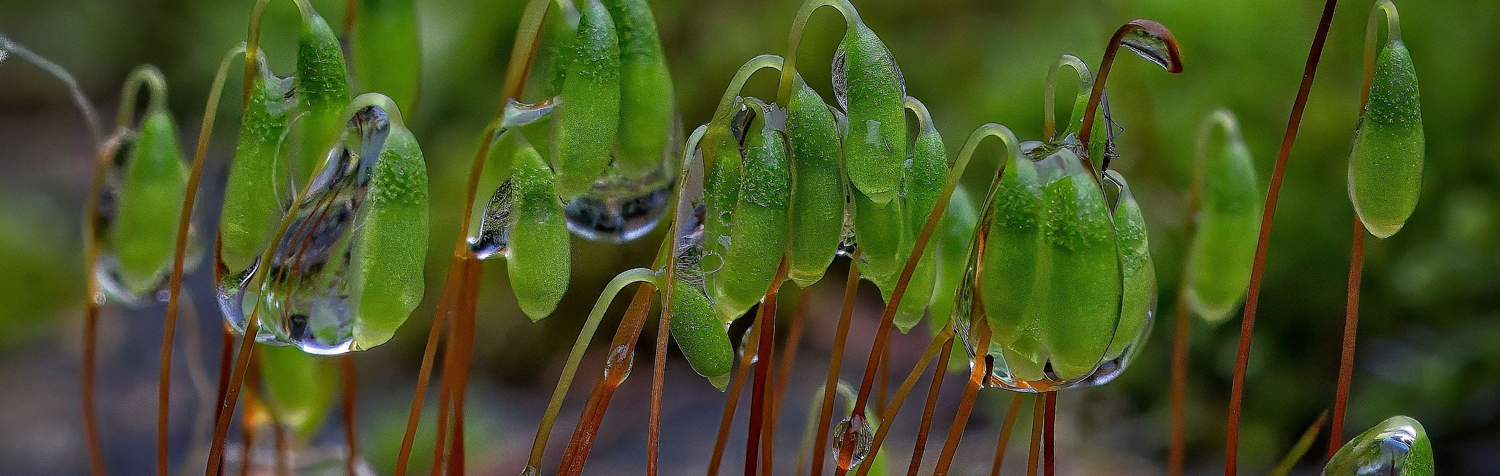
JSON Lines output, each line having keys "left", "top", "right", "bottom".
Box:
{"left": 294, "top": 5, "right": 353, "bottom": 180}
{"left": 852, "top": 185, "right": 904, "bottom": 289}
{"left": 667, "top": 279, "right": 734, "bottom": 390}
{"left": 353, "top": 0, "right": 421, "bottom": 115}
{"left": 349, "top": 117, "right": 429, "bottom": 350}
{"left": 834, "top": 20, "right": 906, "bottom": 205}
{"left": 784, "top": 76, "right": 844, "bottom": 288}
{"left": 1348, "top": 36, "right": 1423, "bottom": 239}
{"left": 927, "top": 185, "right": 977, "bottom": 334}
{"left": 1037, "top": 153, "right": 1121, "bottom": 380}
{"left": 1323, "top": 415, "right": 1433, "bottom": 476}
{"left": 979, "top": 155, "right": 1046, "bottom": 354}
{"left": 220, "top": 57, "right": 295, "bottom": 280}
{"left": 1104, "top": 172, "right": 1154, "bottom": 361}
{"left": 700, "top": 117, "right": 743, "bottom": 322}
{"left": 1186, "top": 112, "right": 1261, "bottom": 324}
{"left": 552, "top": 0, "right": 621, "bottom": 199}
{"left": 893, "top": 102, "right": 947, "bottom": 332}
{"left": 706, "top": 99, "right": 791, "bottom": 322}
{"left": 108, "top": 109, "right": 191, "bottom": 300}
{"left": 603, "top": 0, "right": 674, "bottom": 179}
{"left": 258, "top": 344, "right": 337, "bottom": 437}
{"left": 506, "top": 135, "right": 572, "bottom": 321}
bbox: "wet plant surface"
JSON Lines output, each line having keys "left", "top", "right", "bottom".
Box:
{"left": 1, "top": 0, "right": 1499, "bottom": 475}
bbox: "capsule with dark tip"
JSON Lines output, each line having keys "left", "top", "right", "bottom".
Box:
{"left": 551, "top": 0, "right": 621, "bottom": 199}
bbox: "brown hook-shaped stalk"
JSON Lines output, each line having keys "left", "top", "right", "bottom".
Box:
{"left": 1076, "top": 19, "right": 1184, "bottom": 172}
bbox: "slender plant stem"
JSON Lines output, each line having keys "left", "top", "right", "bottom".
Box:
{"left": 810, "top": 261, "right": 862, "bottom": 476}
{"left": 1026, "top": 397, "right": 1043, "bottom": 476}
{"left": 1168, "top": 292, "right": 1192, "bottom": 476}
{"left": 746, "top": 262, "right": 789, "bottom": 476}
{"left": 647, "top": 296, "right": 672, "bottom": 476}
{"left": 776, "top": 0, "right": 859, "bottom": 105}
{"left": 79, "top": 136, "right": 122, "bottom": 476}
{"left": 555, "top": 282, "right": 661, "bottom": 476}
{"left": 1270, "top": 410, "right": 1329, "bottom": 476}
{"left": 1043, "top": 393, "right": 1056, "bottom": 476}
{"left": 931, "top": 322, "right": 993, "bottom": 476}
{"left": 1225, "top": 2, "right": 1340, "bottom": 474}
{"left": 875, "top": 348, "right": 889, "bottom": 416}
{"left": 1329, "top": 222, "right": 1364, "bottom": 457}
{"left": 340, "top": 355, "right": 358, "bottom": 476}
{"left": 905, "top": 338, "right": 954, "bottom": 476}
{"left": 0, "top": 33, "right": 105, "bottom": 144}
{"left": 392, "top": 257, "right": 462, "bottom": 476}
{"left": 853, "top": 329, "right": 954, "bottom": 476}
{"left": 988, "top": 395, "right": 1025, "bottom": 476}
{"left": 429, "top": 308, "right": 456, "bottom": 476}
{"left": 1076, "top": 20, "right": 1183, "bottom": 171}
{"left": 214, "top": 328, "right": 233, "bottom": 476}
{"left": 771, "top": 291, "right": 811, "bottom": 441}
{"left": 707, "top": 320, "right": 763, "bottom": 476}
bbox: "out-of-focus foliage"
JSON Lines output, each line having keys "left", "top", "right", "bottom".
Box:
{"left": 1, "top": 0, "right": 1497, "bottom": 474}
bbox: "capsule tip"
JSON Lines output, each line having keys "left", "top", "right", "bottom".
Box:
{"left": 708, "top": 373, "right": 730, "bottom": 392}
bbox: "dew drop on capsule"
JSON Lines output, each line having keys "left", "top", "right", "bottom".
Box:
{"left": 95, "top": 109, "right": 196, "bottom": 306}
{"left": 1323, "top": 415, "right": 1433, "bottom": 476}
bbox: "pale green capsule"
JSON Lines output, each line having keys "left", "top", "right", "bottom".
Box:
{"left": 700, "top": 117, "right": 743, "bottom": 322}
{"left": 259, "top": 344, "right": 337, "bottom": 436}
{"left": 784, "top": 76, "right": 844, "bottom": 288}
{"left": 706, "top": 100, "right": 791, "bottom": 321}
{"left": 507, "top": 137, "right": 572, "bottom": 321}
{"left": 927, "top": 185, "right": 977, "bottom": 334}
{"left": 893, "top": 105, "right": 946, "bottom": 332}
{"left": 353, "top": 0, "right": 421, "bottom": 115}
{"left": 294, "top": 7, "right": 352, "bottom": 179}
{"left": 1038, "top": 154, "right": 1120, "bottom": 380}
{"left": 980, "top": 156, "right": 1045, "bottom": 352}
{"left": 1323, "top": 416, "right": 1433, "bottom": 476}
{"left": 852, "top": 186, "right": 903, "bottom": 289}
{"left": 603, "top": 0, "right": 674, "bottom": 179}
{"left": 1349, "top": 40, "right": 1423, "bottom": 239}
{"left": 667, "top": 279, "right": 733, "bottom": 390}
{"left": 1104, "top": 172, "right": 1154, "bottom": 361}
{"left": 552, "top": 0, "right": 620, "bottom": 199}
{"left": 1186, "top": 117, "right": 1261, "bottom": 324}
{"left": 110, "top": 109, "right": 190, "bottom": 297}
{"left": 350, "top": 121, "right": 429, "bottom": 349}
{"left": 834, "top": 21, "right": 906, "bottom": 205}
{"left": 219, "top": 57, "right": 294, "bottom": 277}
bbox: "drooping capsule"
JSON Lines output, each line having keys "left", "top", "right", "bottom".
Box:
{"left": 1323, "top": 415, "right": 1433, "bottom": 476}
{"left": 507, "top": 134, "right": 572, "bottom": 321}
{"left": 1348, "top": 13, "right": 1424, "bottom": 239}
{"left": 551, "top": 0, "right": 620, "bottom": 199}
{"left": 666, "top": 278, "right": 733, "bottom": 390}
{"left": 99, "top": 104, "right": 191, "bottom": 304}
{"left": 1186, "top": 112, "right": 1261, "bottom": 324}
{"left": 352, "top": 0, "right": 421, "bottom": 115}
{"left": 1037, "top": 153, "right": 1121, "bottom": 380}
{"left": 602, "top": 0, "right": 674, "bottom": 179}
{"left": 927, "top": 185, "right": 977, "bottom": 334}
{"left": 219, "top": 56, "right": 295, "bottom": 292}
{"left": 1103, "top": 171, "right": 1155, "bottom": 362}
{"left": 852, "top": 186, "right": 904, "bottom": 289}
{"left": 979, "top": 153, "right": 1047, "bottom": 382}
{"left": 293, "top": 4, "right": 353, "bottom": 180}
{"left": 258, "top": 344, "right": 337, "bottom": 436}
{"left": 705, "top": 99, "right": 791, "bottom": 322}
{"left": 892, "top": 100, "right": 946, "bottom": 332}
{"left": 784, "top": 75, "right": 845, "bottom": 288}
{"left": 833, "top": 20, "right": 906, "bottom": 206}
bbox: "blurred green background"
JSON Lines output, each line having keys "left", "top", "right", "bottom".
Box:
{"left": 1, "top": 0, "right": 1497, "bottom": 474}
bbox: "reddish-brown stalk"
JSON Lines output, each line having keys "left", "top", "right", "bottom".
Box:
{"left": 988, "top": 395, "right": 1026, "bottom": 476}
{"left": 853, "top": 329, "right": 954, "bottom": 476}
{"left": 1043, "top": 393, "right": 1056, "bottom": 476}
{"left": 237, "top": 363, "right": 262, "bottom": 476}
{"left": 905, "top": 338, "right": 954, "bottom": 476}
{"left": 1329, "top": 223, "right": 1364, "bottom": 457}
{"left": 875, "top": 349, "right": 890, "bottom": 416}
{"left": 1225, "top": 2, "right": 1340, "bottom": 474}
{"left": 555, "top": 284, "right": 660, "bottom": 476}
{"left": 746, "top": 263, "right": 789, "bottom": 476}
{"left": 1168, "top": 292, "right": 1192, "bottom": 476}
{"left": 204, "top": 305, "right": 262, "bottom": 475}
{"left": 1026, "top": 397, "right": 1043, "bottom": 476}
{"left": 392, "top": 258, "right": 461, "bottom": 476}
{"left": 771, "top": 292, "right": 811, "bottom": 439}
{"left": 82, "top": 131, "right": 114, "bottom": 475}
{"left": 647, "top": 295, "right": 673, "bottom": 476}
{"left": 214, "top": 329, "right": 233, "bottom": 476}
{"left": 931, "top": 322, "right": 992, "bottom": 475}
{"left": 448, "top": 259, "right": 483, "bottom": 476}
{"left": 707, "top": 320, "right": 763, "bottom": 476}
{"left": 340, "top": 355, "right": 358, "bottom": 476}
{"left": 810, "top": 262, "right": 863, "bottom": 476}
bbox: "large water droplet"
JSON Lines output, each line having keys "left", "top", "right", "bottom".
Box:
{"left": 604, "top": 344, "right": 634, "bottom": 382}
{"left": 1324, "top": 416, "right": 1432, "bottom": 476}
{"left": 1120, "top": 21, "right": 1182, "bottom": 73}
{"left": 218, "top": 106, "right": 392, "bottom": 354}
{"left": 93, "top": 133, "right": 202, "bottom": 307}
{"left": 563, "top": 169, "right": 673, "bottom": 242}
{"left": 832, "top": 413, "right": 874, "bottom": 470}
{"left": 469, "top": 179, "right": 514, "bottom": 260}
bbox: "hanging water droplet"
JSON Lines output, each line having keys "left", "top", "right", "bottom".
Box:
{"left": 604, "top": 344, "right": 634, "bottom": 381}
{"left": 516, "top": 465, "right": 542, "bottom": 476}
{"left": 832, "top": 413, "right": 874, "bottom": 470}
{"left": 1324, "top": 416, "right": 1432, "bottom": 476}
{"left": 563, "top": 165, "right": 674, "bottom": 243}
{"left": 1120, "top": 21, "right": 1182, "bottom": 73}
{"left": 469, "top": 179, "right": 514, "bottom": 260}
{"left": 219, "top": 105, "right": 392, "bottom": 353}
{"left": 93, "top": 127, "right": 203, "bottom": 307}
{"left": 836, "top": 204, "right": 858, "bottom": 258}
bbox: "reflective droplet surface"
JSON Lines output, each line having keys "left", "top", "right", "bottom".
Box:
{"left": 219, "top": 106, "right": 391, "bottom": 354}
{"left": 469, "top": 179, "right": 514, "bottom": 260}
{"left": 563, "top": 168, "right": 673, "bottom": 243}
{"left": 93, "top": 117, "right": 201, "bottom": 307}
{"left": 1121, "top": 21, "right": 1183, "bottom": 73}
{"left": 224, "top": 443, "right": 378, "bottom": 476}
{"left": 604, "top": 344, "right": 634, "bottom": 382}
{"left": 1324, "top": 416, "right": 1433, "bottom": 476}
{"left": 832, "top": 413, "right": 874, "bottom": 470}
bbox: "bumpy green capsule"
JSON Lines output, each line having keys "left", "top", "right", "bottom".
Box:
{"left": 353, "top": 0, "right": 421, "bottom": 115}
{"left": 1186, "top": 114, "right": 1261, "bottom": 324}
{"left": 1349, "top": 35, "right": 1424, "bottom": 239}
{"left": 603, "top": 0, "right": 674, "bottom": 179}
{"left": 834, "top": 21, "right": 906, "bottom": 205}
{"left": 852, "top": 186, "right": 903, "bottom": 289}
{"left": 706, "top": 99, "right": 791, "bottom": 321}
{"left": 667, "top": 279, "right": 733, "bottom": 390}
{"left": 552, "top": 0, "right": 620, "bottom": 199}
{"left": 1104, "top": 172, "right": 1154, "bottom": 361}
{"left": 219, "top": 57, "right": 295, "bottom": 277}
{"left": 259, "top": 344, "right": 337, "bottom": 436}
{"left": 1040, "top": 157, "right": 1121, "bottom": 380}
{"left": 294, "top": 6, "right": 352, "bottom": 179}
{"left": 350, "top": 120, "right": 429, "bottom": 349}
{"left": 892, "top": 103, "right": 946, "bottom": 332}
{"left": 979, "top": 154, "right": 1048, "bottom": 382}
{"left": 507, "top": 137, "right": 572, "bottom": 321}
{"left": 927, "top": 185, "right": 977, "bottom": 334}
{"left": 1324, "top": 415, "right": 1433, "bottom": 476}
{"left": 784, "top": 76, "right": 844, "bottom": 288}
{"left": 111, "top": 109, "right": 191, "bottom": 297}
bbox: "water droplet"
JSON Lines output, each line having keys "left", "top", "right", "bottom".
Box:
{"left": 1324, "top": 416, "right": 1431, "bottom": 476}
{"left": 217, "top": 105, "right": 392, "bottom": 354}
{"left": 832, "top": 413, "right": 874, "bottom": 470}
{"left": 469, "top": 179, "right": 514, "bottom": 260}
{"left": 604, "top": 344, "right": 634, "bottom": 381}
{"left": 836, "top": 205, "right": 858, "bottom": 258}
{"left": 92, "top": 132, "right": 202, "bottom": 307}
{"left": 516, "top": 465, "right": 541, "bottom": 476}
{"left": 1121, "top": 22, "right": 1182, "bottom": 73}
{"left": 563, "top": 170, "right": 673, "bottom": 243}
{"left": 225, "top": 441, "right": 378, "bottom": 476}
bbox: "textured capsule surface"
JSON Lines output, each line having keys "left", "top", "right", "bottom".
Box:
{"left": 1323, "top": 416, "right": 1433, "bottom": 476}
{"left": 507, "top": 139, "right": 572, "bottom": 321}
{"left": 219, "top": 66, "right": 295, "bottom": 278}
{"left": 1104, "top": 175, "right": 1154, "bottom": 361}
{"left": 552, "top": 0, "right": 621, "bottom": 199}
{"left": 349, "top": 125, "right": 429, "bottom": 349}
{"left": 784, "top": 77, "right": 844, "bottom": 287}
{"left": 603, "top": 0, "right": 675, "bottom": 179}
{"left": 834, "top": 22, "right": 906, "bottom": 205}
{"left": 667, "top": 280, "right": 733, "bottom": 390}
{"left": 294, "top": 10, "right": 352, "bottom": 179}
{"left": 706, "top": 102, "right": 790, "bottom": 321}
{"left": 927, "top": 186, "right": 977, "bottom": 333}
{"left": 1039, "top": 163, "right": 1121, "bottom": 380}
{"left": 893, "top": 119, "right": 947, "bottom": 332}
{"left": 1349, "top": 41, "right": 1424, "bottom": 239}
{"left": 1187, "top": 136, "right": 1260, "bottom": 323}
{"left": 102, "top": 110, "right": 190, "bottom": 301}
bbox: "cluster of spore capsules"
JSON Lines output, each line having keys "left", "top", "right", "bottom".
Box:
{"left": 60, "top": 0, "right": 1435, "bottom": 473}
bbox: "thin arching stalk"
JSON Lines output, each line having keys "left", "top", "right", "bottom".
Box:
{"left": 555, "top": 283, "right": 661, "bottom": 476}
{"left": 1225, "top": 2, "right": 1340, "bottom": 474}
{"left": 707, "top": 319, "right": 763, "bottom": 476}
{"left": 745, "top": 262, "right": 789, "bottom": 476}
{"left": 646, "top": 292, "right": 673, "bottom": 476}
{"left": 775, "top": 0, "right": 859, "bottom": 105}
{"left": 904, "top": 338, "right": 954, "bottom": 476}
{"left": 340, "top": 356, "right": 358, "bottom": 476}
{"left": 80, "top": 136, "right": 121, "bottom": 476}
{"left": 213, "top": 328, "right": 234, "bottom": 476}
{"left": 1026, "top": 397, "right": 1043, "bottom": 476}
{"left": 852, "top": 329, "right": 954, "bottom": 476}
{"left": 809, "top": 261, "right": 862, "bottom": 476}
{"left": 1075, "top": 20, "right": 1184, "bottom": 171}
{"left": 1329, "top": 1, "right": 1398, "bottom": 456}
{"left": 770, "top": 291, "right": 812, "bottom": 440}
{"left": 930, "top": 322, "right": 993, "bottom": 476}
{"left": 988, "top": 395, "right": 1025, "bottom": 476}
